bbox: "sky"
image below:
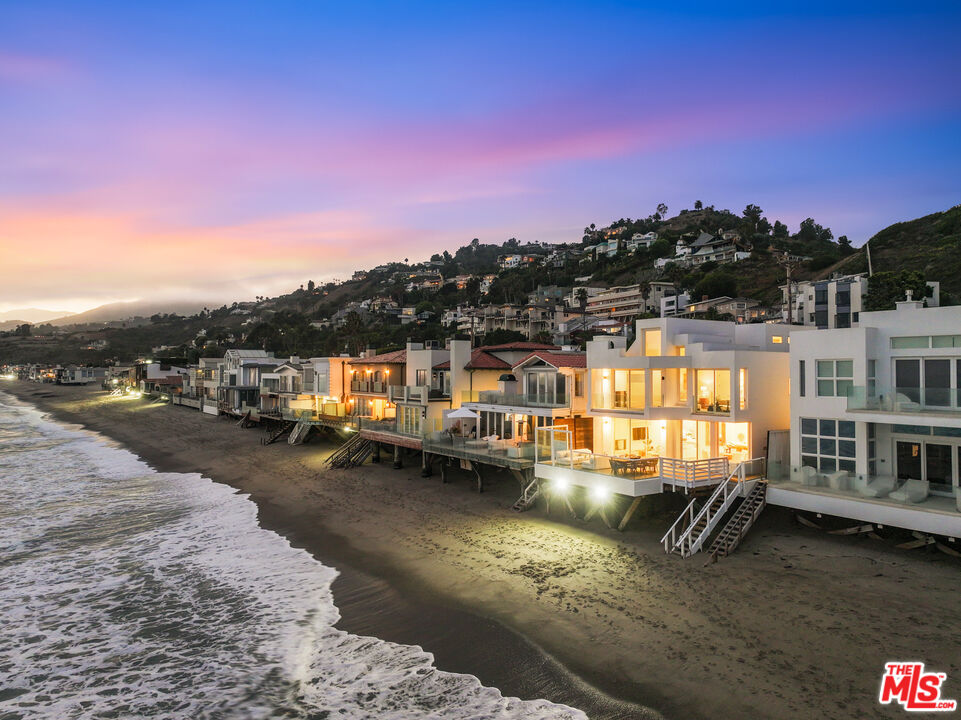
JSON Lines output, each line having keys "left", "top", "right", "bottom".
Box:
{"left": 1, "top": 1, "right": 960, "bottom": 314}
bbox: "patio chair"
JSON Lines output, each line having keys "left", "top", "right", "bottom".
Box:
{"left": 824, "top": 470, "right": 850, "bottom": 491}
{"left": 792, "top": 465, "right": 819, "bottom": 486}
{"left": 888, "top": 479, "right": 929, "bottom": 504}
{"left": 853, "top": 475, "right": 896, "bottom": 498}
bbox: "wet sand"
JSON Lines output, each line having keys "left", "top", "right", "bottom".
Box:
{"left": 6, "top": 382, "right": 961, "bottom": 720}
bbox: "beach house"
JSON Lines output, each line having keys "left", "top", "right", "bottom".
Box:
{"left": 461, "top": 346, "right": 590, "bottom": 454}
{"left": 348, "top": 349, "right": 407, "bottom": 420}
{"left": 767, "top": 297, "right": 961, "bottom": 537}
{"left": 534, "top": 317, "right": 792, "bottom": 498}
{"left": 218, "top": 349, "right": 277, "bottom": 414}
{"left": 259, "top": 356, "right": 353, "bottom": 424}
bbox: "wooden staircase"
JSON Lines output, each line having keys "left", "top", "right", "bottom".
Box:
{"left": 236, "top": 410, "right": 252, "bottom": 428}
{"left": 262, "top": 421, "right": 294, "bottom": 445}
{"left": 327, "top": 434, "right": 373, "bottom": 468}
{"left": 287, "top": 417, "right": 313, "bottom": 445}
{"left": 706, "top": 481, "right": 767, "bottom": 561}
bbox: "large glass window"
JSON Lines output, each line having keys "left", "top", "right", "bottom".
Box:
{"left": 718, "top": 422, "right": 750, "bottom": 463}
{"left": 924, "top": 359, "right": 951, "bottom": 407}
{"left": 816, "top": 360, "right": 853, "bottom": 397}
{"left": 695, "top": 369, "right": 731, "bottom": 414}
{"left": 592, "top": 369, "right": 644, "bottom": 410}
{"left": 644, "top": 329, "right": 662, "bottom": 357}
{"left": 681, "top": 420, "right": 712, "bottom": 460}
{"left": 738, "top": 369, "right": 747, "bottom": 410}
{"left": 800, "top": 417, "right": 855, "bottom": 472}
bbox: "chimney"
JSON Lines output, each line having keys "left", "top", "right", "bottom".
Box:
{"left": 896, "top": 288, "right": 924, "bottom": 312}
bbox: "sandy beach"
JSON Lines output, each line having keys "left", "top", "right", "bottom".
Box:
{"left": 6, "top": 382, "right": 960, "bottom": 720}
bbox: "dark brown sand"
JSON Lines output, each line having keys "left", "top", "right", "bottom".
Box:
{"left": 6, "top": 382, "right": 961, "bottom": 720}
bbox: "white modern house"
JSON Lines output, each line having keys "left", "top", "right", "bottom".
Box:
{"left": 534, "top": 317, "right": 792, "bottom": 498}
{"left": 768, "top": 298, "right": 961, "bottom": 537}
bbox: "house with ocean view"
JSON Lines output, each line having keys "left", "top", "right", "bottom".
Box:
{"left": 767, "top": 296, "right": 961, "bottom": 537}
{"left": 534, "top": 317, "right": 792, "bottom": 498}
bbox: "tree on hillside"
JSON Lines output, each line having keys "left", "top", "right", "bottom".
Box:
{"left": 838, "top": 235, "right": 854, "bottom": 256}
{"left": 694, "top": 200, "right": 703, "bottom": 210}
{"left": 772, "top": 221, "right": 790, "bottom": 239}
{"left": 694, "top": 270, "right": 738, "bottom": 300}
{"left": 342, "top": 311, "right": 365, "bottom": 355}
{"left": 797, "top": 218, "right": 833, "bottom": 244}
{"left": 863, "top": 270, "right": 931, "bottom": 311}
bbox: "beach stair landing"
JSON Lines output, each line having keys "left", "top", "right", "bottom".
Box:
{"left": 327, "top": 434, "right": 373, "bottom": 468}
{"left": 661, "top": 459, "right": 767, "bottom": 559}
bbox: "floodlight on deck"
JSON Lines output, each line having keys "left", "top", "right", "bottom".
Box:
{"left": 591, "top": 484, "right": 609, "bottom": 502}
{"left": 553, "top": 477, "right": 569, "bottom": 494}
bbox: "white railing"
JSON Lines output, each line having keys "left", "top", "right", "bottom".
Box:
{"left": 661, "top": 458, "right": 764, "bottom": 557}
{"left": 660, "top": 456, "right": 730, "bottom": 490}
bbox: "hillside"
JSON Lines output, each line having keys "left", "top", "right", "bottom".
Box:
{"left": 48, "top": 299, "right": 218, "bottom": 326}
{"left": 4, "top": 202, "right": 961, "bottom": 365}
{"left": 829, "top": 205, "right": 961, "bottom": 298}
{"left": 0, "top": 308, "right": 74, "bottom": 324}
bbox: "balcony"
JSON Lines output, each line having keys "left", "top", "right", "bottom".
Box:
{"left": 767, "top": 471, "right": 961, "bottom": 537}
{"left": 847, "top": 385, "right": 961, "bottom": 417}
{"left": 532, "top": 426, "right": 736, "bottom": 497}
{"left": 473, "top": 390, "right": 571, "bottom": 409}
{"left": 351, "top": 379, "right": 387, "bottom": 394}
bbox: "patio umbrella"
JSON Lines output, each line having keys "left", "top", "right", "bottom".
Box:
{"left": 448, "top": 407, "right": 480, "bottom": 419}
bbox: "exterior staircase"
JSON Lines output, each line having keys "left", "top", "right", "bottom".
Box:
{"left": 287, "top": 416, "right": 313, "bottom": 445}
{"left": 327, "top": 434, "right": 373, "bottom": 468}
{"left": 511, "top": 478, "right": 539, "bottom": 512}
{"left": 660, "top": 458, "right": 765, "bottom": 558}
{"left": 706, "top": 481, "right": 767, "bottom": 561}
{"left": 262, "top": 421, "right": 294, "bottom": 446}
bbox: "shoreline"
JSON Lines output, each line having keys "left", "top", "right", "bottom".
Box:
{"left": 5, "top": 385, "right": 655, "bottom": 719}
{"left": 7, "top": 382, "right": 961, "bottom": 720}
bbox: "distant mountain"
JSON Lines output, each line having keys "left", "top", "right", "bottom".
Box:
{"left": 0, "top": 308, "right": 74, "bottom": 323}
{"left": 47, "top": 300, "right": 215, "bottom": 326}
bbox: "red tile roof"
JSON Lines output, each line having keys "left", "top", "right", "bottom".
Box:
{"left": 434, "top": 348, "right": 513, "bottom": 371}
{"left": 513, "top": 351, "right": 587, "bottom": 369}
{"left": 348, "top": 349, "right": 407, "bottom": 365}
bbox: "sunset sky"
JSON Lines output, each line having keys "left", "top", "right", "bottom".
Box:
{"left": 1, "top": 1, "right": 960, "bottom": 314}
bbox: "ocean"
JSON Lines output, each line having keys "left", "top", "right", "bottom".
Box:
{"left": 0, "top": 393, "right": 586, "bottom": 720}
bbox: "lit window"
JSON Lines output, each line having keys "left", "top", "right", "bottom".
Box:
{"left": 772, "top": 336, "right": 783, "bottom": 344}
{"left": 739, "top": 368, "right": 747, "bottom": 410}
{"left": 644, "top": 329, "right": 662, "bottom": 356}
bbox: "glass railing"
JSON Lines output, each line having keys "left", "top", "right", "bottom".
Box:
{"left": 693, "top": 398, "right": 731, "bottom": 414}
{"left": 847, "top": 386, "right": 961, "bottom": 414}
{"left": 476, "top": 390, "right": 571, "bottom": 408}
